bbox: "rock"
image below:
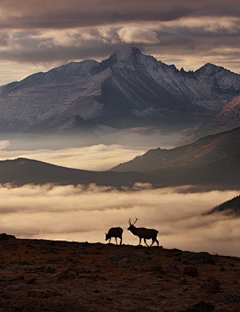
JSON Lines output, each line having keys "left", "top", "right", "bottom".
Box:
{"left": 183, "top": 252, "right": 215, "bottom": 265}
{"left": 28, "top": 290, "right": 50, "bottom": 298}
{"left": 183, "top": 266, "right": 198, "bottom": 278}
{"left": 26, "top": 277, "right": 36, "bottom": 284}
{"left": 206, "top": 278, "right": 221, "bottom": 294}
{"left": 0, "top": 233, "right": 16, "bottom": 240}
{"left": 45, "top": 266, "right": 56, "bottom": 273}
{"left": 168, "top": 264, "right": 181, "bottom": 273}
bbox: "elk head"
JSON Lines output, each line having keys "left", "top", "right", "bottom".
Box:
{"left": 128, "top": 217, "right": 138, "bottom": 230}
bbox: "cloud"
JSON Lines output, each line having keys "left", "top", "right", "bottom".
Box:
{"left": 0, "top": 143, "right": 146, "bottom": 171}
{"left": 0, "top": 1, "right": 240, "bottom": 30}
{"left": 0, "top": 140, "right": 10, "bottom": 149}
{"left": 0, "top": 129, "right": 188, "bottom": 171}
{"left": 118, "top": 26, "right": 159, "bottom": 44}
{"left": 0, "top": 1, "right": 240, "bottom": 84}
{"left": 0, "top": 183, "right": 239, "bottom": 256}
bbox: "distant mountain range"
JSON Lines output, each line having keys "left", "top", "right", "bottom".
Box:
{"left": 2, "top": 132, "right": 240, "bottom": 189}
{"left": 1, "top": 47, "right": 240, "bottom": 137}
{"left": 0, "top": 158, "right": 152, "bottom": 188}
{"left": 111, "top": 126, "right": 240, "bottom": 172}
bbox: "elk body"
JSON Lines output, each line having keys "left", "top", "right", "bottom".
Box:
{"left": 128, "top": 218, "right": 159, "bottom": 247}
{"left": 105, "top": 227, "right": 123, "bottom": 245}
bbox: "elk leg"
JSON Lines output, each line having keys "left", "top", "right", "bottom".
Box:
{"left": 109, "top": 237, "right": 111, "bottom": 244}
{"left": 120, "top": 237, "right": 122, "bottom": 245}
{"left": 144, "top": 238, "right": 149, "bottom": 247}
{"left": 150, "top": 238, "right": 159, "bottom": 247}
{"left": 115, "top": 237, "right": 118, "bottom": 245}
{"left": 139, "top": 237, "right": 142, "bottom": 245}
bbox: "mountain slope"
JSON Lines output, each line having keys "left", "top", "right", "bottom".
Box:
{"left": 1, "top": 154, "right": 240, "bottom": 190}
{"left": 1, "top": 47, "right": 240, "bottom": 133}
{"left": 0, "top": 158, "right": 153, "bottom": 188}
{"left": 206, "top": 195, "right": 240, "bottom": 216}
{"left": 148, "top": 152, "right": 240, "bottom": 188}
{"left": 110, "top": 126, "right": 240, "bottom": 172}
{"left": 194, "top": 95, "right": 240, "bottom": 138}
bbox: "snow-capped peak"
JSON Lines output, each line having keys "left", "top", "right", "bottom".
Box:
{"left": 112, "top": 47, "right": 141, "bottom": 62}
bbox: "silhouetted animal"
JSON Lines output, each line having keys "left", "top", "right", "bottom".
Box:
{"left": 105, "top": 227, "right": 123, "bottom": 245}
{"left": 128, "top": 218, "right": 159, "bottom": 247}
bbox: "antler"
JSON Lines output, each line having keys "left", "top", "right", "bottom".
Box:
{"left": 133, "top": 217, "right": 138, "bottom": 225}
{"left": 128, "top": 218, "right": 131, "bottom": 225}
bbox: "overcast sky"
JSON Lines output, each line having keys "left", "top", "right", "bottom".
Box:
{"left": 0, "top": 0, "right": 240, "bottom": 85}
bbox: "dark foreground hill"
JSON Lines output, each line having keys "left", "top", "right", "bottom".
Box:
{"left": 1, "top": 156, "right": 240, "bottom": 190}
{"left": 0, "top": 234, "right": 240, "bottom": 311}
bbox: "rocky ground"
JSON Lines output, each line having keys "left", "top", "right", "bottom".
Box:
{"left": 0, "top": 234, "right": 240, "bottom": 312}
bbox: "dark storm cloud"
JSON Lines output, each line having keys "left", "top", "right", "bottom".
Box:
{"left": 0, "top": 1, "right": 193, "bottom": 29}
{"left": 0, "top": 0, "right": 240, "bottom": 30}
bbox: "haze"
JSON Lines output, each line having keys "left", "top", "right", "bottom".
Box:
{"left": 0, "top": 128, "right": 189, "bottom": 170}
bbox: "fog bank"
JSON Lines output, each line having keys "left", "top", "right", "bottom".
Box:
{"left": 1, "top": 184, "right": 239, "bottom": 256}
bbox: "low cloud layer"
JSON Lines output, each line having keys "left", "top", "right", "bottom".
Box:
{"left": 0, "top": 129, "right": 187, "bottom": 170}
{"left": 1, "top": 183, "right": 239, "bottom": 256}
{"left": 0, "top": 144, "right": 145, "bottom": 171}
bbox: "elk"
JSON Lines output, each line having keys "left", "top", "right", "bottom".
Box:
{"left": 105, "top": 227, "right": 123, "bottom": 245}
{"left": 128, "top": 218, "right": 159, "bottom": 247}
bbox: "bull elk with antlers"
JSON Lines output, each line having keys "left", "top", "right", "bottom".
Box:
{"left": 128, "top": 218, "right": 159, "bottom": 247}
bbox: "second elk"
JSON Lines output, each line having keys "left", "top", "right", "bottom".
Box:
{"left": 105, "top": 227, "right": 123, "bottom": 245}
{"left": 128, "top": 218, "right": 159, "bottom": 247}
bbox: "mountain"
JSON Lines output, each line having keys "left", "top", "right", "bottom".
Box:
{"left": 1, "top": 154, "right": 240, "bottom": 190}
{"left": 147, "top": 152, "right": 240, "bottom": 189}
{"left": 0, "top": 158, "right": 153, "bottom": 188}
{"left": 206, "top": 195, "right": 240, "bottom": 216}
{"left": 26, "top": 115, "right": 101, "bottom": 149}
{"left": 1, "top": 47, "right": 240, "bottom": 135}
{"left": 110, "top": 126, "right": 240, "bottom": 172}
{"left": 194, "top": 95, "right": 240, "bottom": 139}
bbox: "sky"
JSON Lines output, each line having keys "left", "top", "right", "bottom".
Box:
{"left": 0, "top": 0, "right": 240, "bottom": 85}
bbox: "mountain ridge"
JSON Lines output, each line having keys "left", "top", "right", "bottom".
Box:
{"left": 110, "top": 126, "right": 240, "bottom": 173}
{"left": 1, "top": 150, "right": 240, "bottom": 190}
{"left": 194, "top": 95, "right": 240, "bottom": 138}
{"left": 1, "top": 47, "right": 240, "bottom": 135}
{"left": 207, "top": 195, "right": 240, "bottom": 216}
